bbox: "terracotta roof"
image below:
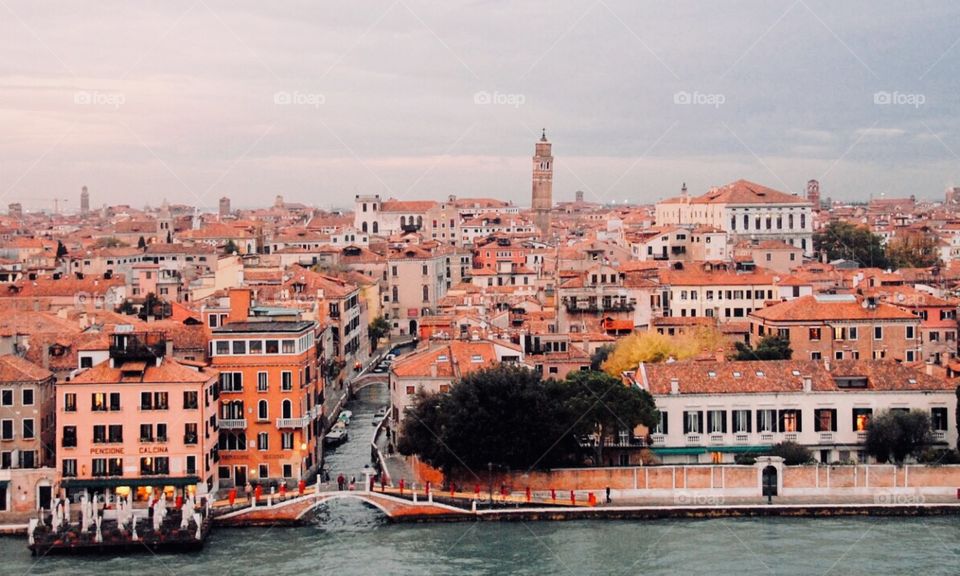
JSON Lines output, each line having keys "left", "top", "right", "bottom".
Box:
{"left": 70, "top": 357, "right": 215, "bottom": 385}
{"left": 751, "top": 294, "right": 918, "bottom": 322}
{"left": 689, "top": 179, "right": 810, "bottom": 206}
{"left": 0, "top": 354, "right": 52, "bottom": 382}
{"left": 391, "top": 340, "right": 501, "bottom": 379}
{"left": 639, "top": 359, "right": 952, "bottom": 395}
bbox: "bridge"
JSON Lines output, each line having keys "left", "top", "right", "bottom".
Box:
{"left": 214, "top": 484, "right": 472, "bottom": 526}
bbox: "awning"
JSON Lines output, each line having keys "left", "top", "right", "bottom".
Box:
{"left": 652, "top": 445, "right": 771, "bottom": 456}
{"left": 62, "top": 476, "right": 199, "bottom": 489}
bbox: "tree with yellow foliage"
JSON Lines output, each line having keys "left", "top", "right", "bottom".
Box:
{"left": 601, "top": 326, "right": 727, "bottom": 377}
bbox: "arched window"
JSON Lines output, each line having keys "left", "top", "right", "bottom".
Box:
{"left": 401, "top": 216, "right": 407, "bottom": 227}
{"left": 258, "top": 399, "right": 268, "bottom": 421}
{"left": 361, "top": 222, "right": 368, "bottom": 233}
{"left": 372, "top": 221, "right": 379, "bottom": 234}
{"left": 417, "top": 215, "right": 423, "bottom": 227}
{"left": 282, "top": 399, "right": 292, "bottom": 419}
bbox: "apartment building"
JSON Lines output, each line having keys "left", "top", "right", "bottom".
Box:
{"left": 749, "top": 293, "right": 922, "bottom": 362}
{"left": 633, "top": 359, "right": 955, "bottom": 464}
{"left": 56, "top": 331, "right": 220, "bottom": 500}
{"left": 659, "top": 262, "right": 776, "bottom": 322}
{"left": 384, "top": 245, "right": 447, "bottom": 336}
{"left": 557, "top": 264, "right": 639, "bottom": 333}
{"left": 209, "top": 289, "right": 321, "bottom": 489}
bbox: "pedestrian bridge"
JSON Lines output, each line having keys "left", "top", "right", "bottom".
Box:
{"left": 215, "top": 489, "right": 472, "bottom": 526}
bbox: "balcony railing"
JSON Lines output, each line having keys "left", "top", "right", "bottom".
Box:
{"left": 759, "top": 432, "right": 774, "bottom": 443}
{"left": 277, "top": 416, "right": 311, "bottom": 429}
{"left": 819, "top": 432, "right": 834, "bottom": 443}
{"left": 709, "top": 434, "right": 725, "bottom": 445}
{"left": 651, "top": 434, "right": 666, "bottom": 446}
{"left": 734, "top": 434, "right": 750, "bottom": 444}
{"left": 856, "top": 431, "right": 868, "bottom": 443}
{"left": 685, "top": 434, "right": 701, "bottom": 445}
{"left": 933, "top": 430, "right": 947, "bottom": 442}
{"left": 562, "top": 297, "right": 637, "bottom": 313}
{"left": 219, "top": 419, "right": 247, "bottom": 429}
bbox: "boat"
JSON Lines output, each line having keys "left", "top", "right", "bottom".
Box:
{"left": 338, "top": 410, "right": 352, "bottom": 425}
{"left": 375, "top": 407, "right": 387, "bottom": 418}
{"left": 324, "top": 423, "right": 349, "bottom": 447}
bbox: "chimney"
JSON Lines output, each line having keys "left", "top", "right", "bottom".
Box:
{"left": 227, "top": 288, "right": 252, "bottom": 324}
{"left": 430, "top": 363, "right": 437, "bottom": 378}
{"left": 670, "top": 378, "right": 679, "bottom": 395}
{"left": 41, "top": 344, "right": 49, "bottom": 370}
{"left": 165, "top": 339, "right": 174, "bottom": 358}
{"left": 803, "top": 376, "right": 812, "bottom": 393}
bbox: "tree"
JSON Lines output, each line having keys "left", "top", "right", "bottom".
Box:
{"left": 590, "top": 344, "right": 614, "bottom": 371}
{"left": 224, "top": 239, "right": 238, "bottom": 254}
{"left": 562, "top": 370, "right": 659, "bottom": 466}
{"left": 398, "top": 364, "right": 577, "bottom": 477}
{"left": 865, "top": 410, "right": 933, "bottom": 464}
{"left": 770, "top": 441, "right": 812, "bottom": 465}
{"left": 601, "top": 327, "right": 727, "bottom": 376}
{"left": 732, "top": 335, "right": 792, "bottom": 361}
{"left": 55, "top": 240, "right": 68, "bottom": 259}
{"left": 368, "top": 316, "right": 390, "bottom": 350}
{"left": 137, "top": 236, "right": 147, "bottom": 250}
{"left": 814, "top": 221, "right": 889, "bottom": 269}
{"left": 885, "top": 229, "right": 940, "bottom": 269}
{"left": 92, "top": 236, "right": 127, "bottom": 249}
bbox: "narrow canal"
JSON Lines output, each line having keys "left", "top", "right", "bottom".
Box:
{"left": 4, "top": 380, "right": 960, "bottom": 574}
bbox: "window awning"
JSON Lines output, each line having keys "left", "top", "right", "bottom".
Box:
{"left": 62, "top": 476, "right": 199, "bottom": 489}
{"left": 652, "top": 445, "right": 771, "bottom": 456}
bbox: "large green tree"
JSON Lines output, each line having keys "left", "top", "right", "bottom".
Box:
{"left": 814, "top": 221, "right": 889, "bottom": 269}
{"left": 562, "top": 370, "right": 659, "bottom": 466}
{"left": 368, "top": 316, "right": 391, "bottom": 350}
{"left": 865, "top": 410, "right": 933, "bottom": 464}
{"left": 397, "top": 364, "right": 577, "bottom": 478}
{"left": 732, "top": 335, "right": 792, "bottom": 361}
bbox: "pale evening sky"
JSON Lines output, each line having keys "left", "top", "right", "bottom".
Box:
{"left": 1, "top": 0, "right": 959, "bottom": 212}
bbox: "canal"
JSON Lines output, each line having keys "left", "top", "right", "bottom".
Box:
{"left": 5, "top": 382, "right": 960, "bottom": 574}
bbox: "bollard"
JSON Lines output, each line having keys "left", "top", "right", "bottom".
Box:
{"left": 413, "top": 490, "right": 418, "bottom": 503}
{"left": 570, "top": 490, "right": 575, "bottom": 505}
{"left": 588, "top": 493, "right": 596, "bottom": 507}
{"left": 471, "top": 500, "right": 477, "bottom": 513}
{"left": 228, "top": 489, "right": 237, "bottom": 506}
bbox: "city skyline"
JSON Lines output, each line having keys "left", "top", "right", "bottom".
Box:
{"left": 2, "top": 1, "right": 960, "bottom": 210}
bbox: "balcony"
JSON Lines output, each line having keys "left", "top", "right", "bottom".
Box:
{"left": 277, "top": 416, "right": 311, "bottom": 429}
{"left": 650, "top": 434, "right": 666, "bottom": 446}
{"left": 783, "top": 432, "right": 799, "bottom": 442}
{"left": 734, "top": 434, "right": 750, "bottom": 445}
{"left": 708, "top": 434, "right": 725, "bottom": 445}
{"left": 759, "top": 432, "right": 774, "bottom": 443}
{"left": 933, "top": 430, "right": 947, "bottom": 442}
{"left": 685, "top": 434, "right": 701, "bottom": 446}
{"left": 219, "top": 419, "right": 247, "bottom": 430}
{"left": 856, "top": 431, "right": 868, "bottom": 443}
{"left": 819, "top": 432, "right": 834, "bottom": 443}
{"left": 562, "top": 297, "right": 636, "bottom": 313}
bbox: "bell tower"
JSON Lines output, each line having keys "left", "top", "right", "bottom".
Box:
{"left": 532, "top": 129, "right": 553, "bottom": 238}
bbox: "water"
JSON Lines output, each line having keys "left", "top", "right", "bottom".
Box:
{"left": 6, "top": 383, "right": 960, "bottom": 575}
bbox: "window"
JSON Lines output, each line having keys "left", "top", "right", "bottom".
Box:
{"left": 62, "top": 426, "right": 77, "bottom": 447}
{"left": 874, "top": 326, "right": 883, "bottom": 340}
{"left": 906, "top": 325, "right": 915, "bottom": 339}
{"left": 140, "top": 423, "right": 154, "bottom": 442}
{"left": 64, "top": 393, "right": 77, "bottom": 412}
{"left": 732, "top": 410, "right": 751, "bottom": 433}
{"left": 853, "top": 408, "right": 872, "bottom": 432}
{"left": 92, "top": 458, "right": 108, "bottom": 477}
{"left": 93, "top": 425, "right": 106, "bottom": 443}
{"left": 249, "top": 340, "right": 263, "bottom": 354}
{"left": 258, "top": 372, "right": 268, "bottom": 392}
{"left": 405, "top": 386, "right": 416, "bottom": 395}
{"left": 808, "top": 328, "right": 821, "bottom": 341}
{"left": 281, "top": 372, "right": 293, "bottom": 391}
{"left": 282, "top": 340, "right": 296, "bottom": 354}
{"left": 107, "top": 424, "right": 122, "bottom": 443}
{"left": 62, "top": 459, "right": 77, "bottom": 478}
{"left": 258, "top": 463, "right": 269, "bottom": 478}
{"left": 266, "top": 340, "right": 279, "bottom": 354}
{"left": 281, "top": 432, "right": 294, "bottom": 450}
{"left": 258, "top": 400, "right": 269, "bottom": 421}
{"left": 683, "top": 411, "right": 703, "bottom": 434}
{"left": 281, "top": 399, "right": 292, "bottom": 419}
{"left": 110, "top": 392, "right": 121, "bottom": 411}
{"left": 154, "top": 392, "right": 168, "bottom": 410}
{"left": 814, "top": 409, "right": 837, "bottom": 432}
{"left": 258, "top": 432, "right": 269, "bottom": 451}
{"left": 0, "top": 390, "right": 12, "bottom": 406}
{"left": 183, "top": 391, "right": 199, "bottom": 409}
{"left": 140, "top": 456, "right": 168, "bottom": 475}
{"left": 232, "top": 340, "right": 247, "bottom": 355}
{"left": 185, "top": 423, "right": 198, "bottom": 445}
{"left": 848, "top": 327, "right": 858, "bottom": 341}
{"left": 215, "top": 341, "right": 229, "bottom": 355}
{"left": 21, "top": 389, "right": 34, "bottom": 406}
{"left": 156, "top": 423, "right": 167, "bottom": 441}
{"left": 220, "top": 372, "right": 243, "bottom": 393}
{"left": 186, "top": 455, "right": 197, "bottom": 475}
{"left": 779, "top": 409, "right": 801, "bottom": 433}
{"left": 140, "top": 391, "right": 152, "bottom": 410}
{"left": 757, "top": 409, "right": 777, "bottom": 433}
{"left": 932, "top": 408, "right": 949, "bottom": 431}
{"left": 707, "top": 410, "right": 726, "bottom": 434}
{"left": 92, "top": 392, "right": 108, "bottom": 411}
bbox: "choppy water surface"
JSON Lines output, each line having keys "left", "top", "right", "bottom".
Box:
{"left": 6, "top": 383, "right": 960, "bottom": 575}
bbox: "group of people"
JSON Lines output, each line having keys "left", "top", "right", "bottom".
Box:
{"left": 336, "top": 474, "right": 357, "bottom": 491}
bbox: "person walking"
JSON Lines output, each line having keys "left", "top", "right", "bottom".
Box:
{"left": 349, "top": 476, "right": 356, "bottom": 491}
{"left": 337, "top": 474, "right": 345, "bottom": 491}
{"left": 605, "top": 486, "right": 612, "bottom": 504}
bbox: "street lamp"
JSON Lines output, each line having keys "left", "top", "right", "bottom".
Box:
{"left": 487, "top": 462, "right": 493, "bottom": 509}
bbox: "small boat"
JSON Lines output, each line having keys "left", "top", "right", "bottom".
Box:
{"left": 338, "top": 410, "right": 352, "bottom": 425}
{"left": 324, "top": 423, "right": 349, "bottom": 447}
{"left": 375, "top": 407, "right": 387, "bottom": 418}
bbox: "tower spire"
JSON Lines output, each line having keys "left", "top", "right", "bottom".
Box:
{"left": 540, "top": 128, "right": 547, "bottom": 142}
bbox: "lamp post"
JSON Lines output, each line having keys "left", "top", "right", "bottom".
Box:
{"left": 487, "top": 462, "right": 493, "bottom": 509}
